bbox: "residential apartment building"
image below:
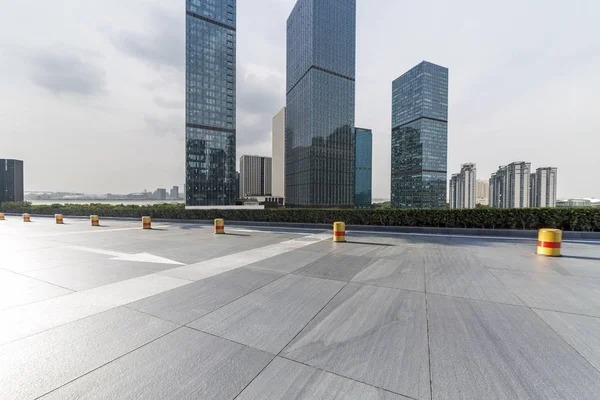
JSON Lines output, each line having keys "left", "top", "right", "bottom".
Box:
{"left": 449, "top": 163, "right": 476, "bottom": 209}
{"left": 531, "top": 167, "right": 558, "bottom": 207}
{"left": 391, "top": 61, "right": 448, "bottom": 209}
{"left": 285, "top": 0, "right": 356, "bottom": 207}
{"left": 240, "top": 155, "right": 272, "bottom": 197}
{"left": 476, "top": 180, "right": 489, "bottom": 206}
{"left": 185, "top": 0, "right": 237, "bottom": 206}
{"left": 489, "top": 162, "right": 531, "bottom": 208}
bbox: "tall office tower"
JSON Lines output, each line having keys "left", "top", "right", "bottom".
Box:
{"left": 185, "top": 0, "right": 237, "bottom": 206}
{"left": 272, "top": 107, "right": 286, "bottom": 199}
{"left": 533, "top": 167, "right": 558, "bottom": 207}
{"left": 354, "top": 128, "right": 372, "bottom": 208}
{"left": 239, "top": 155, "right": 272, "bottom": 197}
{"left": 285, "top": 0, "right": 356, "bottom": 207}
{"left": 490, "top": 162, "right": 531, "bottom": 208}
{"left": 0, "top": 159, "right": 24, "bottom": 204}
{"left": 170, "top": 186, "right": 180, "bottom": 200}
{"left": 391, "top": 61, "right": 449, "bottom": 209}
{"left": 449, "top": 163, "right": 476, "bottom": 209}
{"left": 476, "top": 180, "right": 489, "bottom": 206}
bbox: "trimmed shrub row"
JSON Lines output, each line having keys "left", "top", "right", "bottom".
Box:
{"left": 1, "top": 202, "right": 600, "bottom": 231}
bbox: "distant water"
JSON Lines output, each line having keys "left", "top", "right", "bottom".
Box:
{"left": 29, "top": 200, "right": 185, "bottom": 206}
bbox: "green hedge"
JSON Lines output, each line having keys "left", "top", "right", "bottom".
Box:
{"left": 2, "top": 202, "right": 600, "bottom": 231}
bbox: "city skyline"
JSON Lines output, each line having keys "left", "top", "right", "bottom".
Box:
{"left": 1, "top": 0, "right": 599, "bottom": 199}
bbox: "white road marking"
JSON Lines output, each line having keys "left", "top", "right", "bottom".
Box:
{"left": 26, "top": 225, "right": 170, "bottom": 238}
{"left": 69, "top": 246, "right": 184, "bottom": 265}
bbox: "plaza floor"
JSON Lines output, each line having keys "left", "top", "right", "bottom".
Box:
{"left": 1, "top": 216, "right": 600, "bottom": 399}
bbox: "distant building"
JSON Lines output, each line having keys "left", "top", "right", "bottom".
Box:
{"left": 170, "top": 186, "right": 179, "bottom": 200}
{"left": 154, "top": 188, "right": 167, "bottom": 201}
{"left": 285, "top": 0, "right": 356, "bottom": 207}
{"left": 272, "top": 107, "right": 286, "bottom": 199}
{"left": 0, "top": 159, "right": 24, "bottom": 204}
{"left": 240, "top": 155, "right": 272, "bottom": 197}
{"left": 391, "top": 61, "right": 448, "bottom": 209}
{"left": 532, "top": 167, "right": 557, "bottom": 207}
{"left": 449, "top": 163, "right": 476, "bottom": 209}
{"left": 489, "top": 162, "right": 531, "bottom": 208}
{"left": 529, "top": 173, "right": 537, "bottom": 208}
{"left": 476, "top": 180, "right": 489, "bottom": 206}
{"left": 354, "top": 128, "right": 372, "bottom": 208}
{"left": 557, "top": 199, "right": 592, "bottom": 207}
{"left": 185, "top": 0, "right": 237, "bottom": 206}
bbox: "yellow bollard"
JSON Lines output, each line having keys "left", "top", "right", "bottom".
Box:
{"left": 214, "top": 218, "right": 225, "bottom": 234}
{"left": 55, "top": 214, "right": 64, "bottom": 224}
{"left": 333, "top": 221, "right": 346, "bottom": 242}
{"left": 142, "top": 216, "right": 152, "bottom": 230}
{"left": 23, "top": 213, "right": 31, "bottom": 222}
{"left": 90, "top": 215, "right": 100, "bottom": 227}
{"left": 0, "top": 213, "right": 5, "bottom": 221}
{"left": 537, "top": 228, "right": 562, "bottom": 257}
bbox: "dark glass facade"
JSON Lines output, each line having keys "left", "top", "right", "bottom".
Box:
{"left": 285, "top": 0, "right": 356, "bottom": 207}
{"left": 391, "top": 61, "right": 448, "bottom": 209}
{"left": 186, "top": 0, "right": 237, "bottom": 206}
{"left": 0, "top": 159, "right": 24, "bottom": 205}
{"left": 354, "top": 128, "right": 372, "bottom": 208}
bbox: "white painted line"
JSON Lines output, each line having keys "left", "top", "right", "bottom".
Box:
{"left": 68, "top": 246, "right": 184, "bottom": 265}
{"left": 26, "top": 225, "right": 171, "bottom": 238}
{"left": 159, "top": 233, "right": 331, "bottom": 281}
{"left": 0, "top": 274, "right": 191, "bottom": 346}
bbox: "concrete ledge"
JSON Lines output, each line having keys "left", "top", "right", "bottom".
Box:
{"left": 6, "top": 213, "right": 600, "bottom": 241}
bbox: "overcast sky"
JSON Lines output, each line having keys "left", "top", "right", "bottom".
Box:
{"left": 1, "top": 0, "right": 598, "bottom": 199}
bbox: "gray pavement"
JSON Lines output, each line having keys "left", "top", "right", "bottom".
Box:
{"left": 1, "top": 216, "right": 600, "bottom": 399}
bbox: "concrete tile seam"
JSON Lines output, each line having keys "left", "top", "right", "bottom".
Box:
{"left": 32, "top": 326, "right": 184, "bottom": 400}
{"left": 531, "top": 309, "right": 600, "bottom": 376}
{"left": 276, "top": 355, "right": 421, "bottom": 400}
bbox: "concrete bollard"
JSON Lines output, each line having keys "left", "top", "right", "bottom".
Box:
{"left": 142, "top": 216, "right": 152, "bottom": 230}
{"left": 537, "top": 228, "right": 562, "bottom": 257}
{"left": 90, "top": 215, "right": 100, "bottom": 227}
{"left": 333, "top": 221, "right": 346, "bottom": 242}
{"left": 55, "top": 214, "right": 64, "bottom": 224}
{"left": 23, "top": 213, "right": 31, "bottom": 222}
{"left": 214, "top": 219, "right": 225, "bottom": 234}
{"left": 0, "top": 213, "right": 5, "bottom": 221}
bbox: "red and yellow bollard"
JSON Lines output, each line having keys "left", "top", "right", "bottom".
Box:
{"left": 90, "top": 215, "right": 100, "bottom": 227}
{"left": 0, "top": 213, "right": 5, "bottom": 221}
{"left": 214, "top": 218, "right": 225, "bottom": 234}
{"left": 23, "top": 213, "right": 31, "bottom": 222}
{"left": 537, "top": 228, "right": 562, "bottom": 257}
{"left": 55, "top": 214, "right": 64, "bottom": 224}
{"left": 333, "top": 221, "right": 346, "bottom": 242}
{"left": 142, "top": 216, "right": 152, "bottom": 230}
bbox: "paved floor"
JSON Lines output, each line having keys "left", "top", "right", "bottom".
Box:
{"left": 1, "top": 216, "right": 600, "bottom": 399}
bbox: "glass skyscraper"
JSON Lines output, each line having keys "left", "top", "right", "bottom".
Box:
{"left": 354, "top": 128, "right": 372, "bottom": 208}
{"left": 285, "top": 0, "right": 356, "bottom": 207}
{"left": 391, "top": 61, "right": 448, "bottom": 209}
{"left": 0, "top": 159, "right": 24, "bottom": 205}
{"left": 185, "top": 0, "right": 237, "bottom": 206}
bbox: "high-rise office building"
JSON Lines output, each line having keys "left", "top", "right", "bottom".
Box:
{"left": 391, "top": 61, "right": 449, "bottom": 209}
{"left": 489, "top": 162, "right": 531, "bottom": 208}
{"left": 272, "top": 107, "right": 286, "bottom": 199}
{"left": 476, "top": 180, "right": 489, "bottom": 206}
{"left": 240, "top": 155, "right": 272, "bottom": 197}
{"left": 449, "top": 163, "right": 476, "bottom": 209}
{"left": 354, "top": 128, "right": 372, "bottom": 208}
{"left": 155, "top": 188, "right": 167, "bottom": 201}
{"left": 285, "top": 0, "right": 356, "bottom": 207}
{"left": 170, "top": 186, "right": 180, "bottom": 200}
{"left": 185, "top": 0, "right": 237, "bottom": 207}
{"left": 0, "top": 159, "right": 24, "bottom": 204}
{"left": 532, "top": 167, "right": 557, "bottom": 207}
